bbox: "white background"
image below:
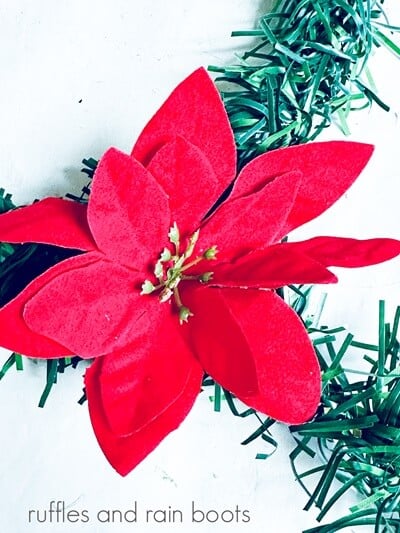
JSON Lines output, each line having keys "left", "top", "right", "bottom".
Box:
{"left": 0, "top": 1, "right": 400, "bottom": 532}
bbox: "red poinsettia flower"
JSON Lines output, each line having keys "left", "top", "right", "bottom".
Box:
{"left": 0, "top": 68, "right": 399, "bottom": 476}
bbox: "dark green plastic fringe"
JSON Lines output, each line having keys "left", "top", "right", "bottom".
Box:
{"left": 209, "top": 0, "right": 400, "bottom": 168}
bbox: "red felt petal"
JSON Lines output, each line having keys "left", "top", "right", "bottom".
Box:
{"left": 0, "top": 198, "right": 96, "bottom": 250}
{"left": 87, "top": 310, "right": 200, "bottom": 437}
{"left": 0, "top": 254, "right": 104, "bottom": 357}
{"left": 85, "top": 337, "right": 203, "bottom": 476}
{"left": 132, "top": 68, "right": 236, "bottom": 192}
{"left": 181, "top": 285, "right": 259, "bottom": 397}
{"left": 147, "top": 137, "right": 219, "bottom": 237}
{"left": 211, "top": 244, "right": 338, "bottom": 288}
{"left": 88, "top": 148, "right": 170, "bottom": 270}
{"left": 195, "top": 170, "right": 302, "bottom": 263}
{"left": 280, "top": 237, "right": 400, "bottom": 268}
{"left": 230, "top": 141, "right": 374, "bottom": 236}
{"left": 24, "top": 257, "right": 162, "bottom": 358}
{"left": 217, "top": 289, "right": 321, "bottom": 424}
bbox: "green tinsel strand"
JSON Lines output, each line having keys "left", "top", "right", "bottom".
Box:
{"left": 290, "top": 300, "right": 400, "bottom": 532}
{"left": 209, "top": 0, "right": 400, "bottom": 167}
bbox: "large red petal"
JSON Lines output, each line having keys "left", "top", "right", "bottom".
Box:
{"left": 195, "top": 171, "right": 301, "bottom": 263}
{"left": 86, "top": 310, "right": 201, "bottom": 437}
{"left": 0, "top": 253, "right": 104, "bottom": 357}
{"left": 188, "top": 287, "right": 321, "bottom": 424}
{"left": 132, "top": 68, "right": 236, "bottom": 192}
{"left": 211, "top": 244, "right": 338, "bottom": 288}
{"left": 182, "top": 285, "right": 259, "bottom": 397}
{"left": 230, "top": 141, "right": 374, "bottom": 236}
{"left": 147, "top": 137, "right": 219, "bottom": 238}
{"left": 85, "top": 323, "right": 203, "bottom": 476}
{"left": 24, "top": 256, "right": 162, "bottom": 358}
{"left": 0, "top": 198, "right": 96, "bottom": 250}
{"left": 280, "top": 237, "right": 400, "bottom": 267}
{"left": 88, "top": 148, "right": 170, "bottom": 270}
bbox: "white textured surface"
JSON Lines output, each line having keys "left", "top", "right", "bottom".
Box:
{"left": 1, "top": 2, "right": 400, "bottom": 532}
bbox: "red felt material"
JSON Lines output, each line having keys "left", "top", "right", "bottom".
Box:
{"left": 88, "top": 148, "right": 170, "bottom": 270}
{"left": 0, "top": 198, "right": 96, "bottom": 250}
{"left": 281, "top": 237, "right": 400, "bottom": 268}
{"left": 147, "top": 137, "right": 219, "bottom": 237}
{"left": 211, "top": 245, "right": 338, "bottom": 288}
{"left": 195, "top": 171, "right": 302, "bottom": 263}
{"left": 217, "top": 289, "right": 321, "bottom": 424}
{"left": 85, "top": 348, "right": 203, "bottom": 476}
{"left": 230, "top": 141, "right": 374, "bottom": 237}
{"left": 24, "top": 256, "right": 161, "bottom": 358}
{"left": 89, "top": 311, "right": 199, "bottom": 437}
{"left": 182, "top": 285, "right": 259, "bottom": 397}
{"left": 132, "top": 68, "right": 236, "bottom": 192}
{"left": 0, "top": 254, "right": 103, "bottom": 357}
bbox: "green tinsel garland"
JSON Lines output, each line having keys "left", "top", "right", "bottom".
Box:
{"left": 210, "top": 0, "right": 400, "bottom": 168}
{"left": 292, "top": 298, "right": 400, "bottom": 531}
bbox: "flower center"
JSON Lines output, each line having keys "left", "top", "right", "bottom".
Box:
{"left": 140, "top": 223, "right": 217, "bottom": 324}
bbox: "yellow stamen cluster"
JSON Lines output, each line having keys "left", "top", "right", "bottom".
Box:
{"left": 141, "top": 223, "right": 217, "bottom": 323}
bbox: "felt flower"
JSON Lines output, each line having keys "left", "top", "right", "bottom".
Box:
{"left": 0, "top": 68, "right": 399, "bottom": 476}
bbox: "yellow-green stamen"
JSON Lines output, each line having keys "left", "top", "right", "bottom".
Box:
{"left": 140, "top": 224, "right": 217, "bottom": 323}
